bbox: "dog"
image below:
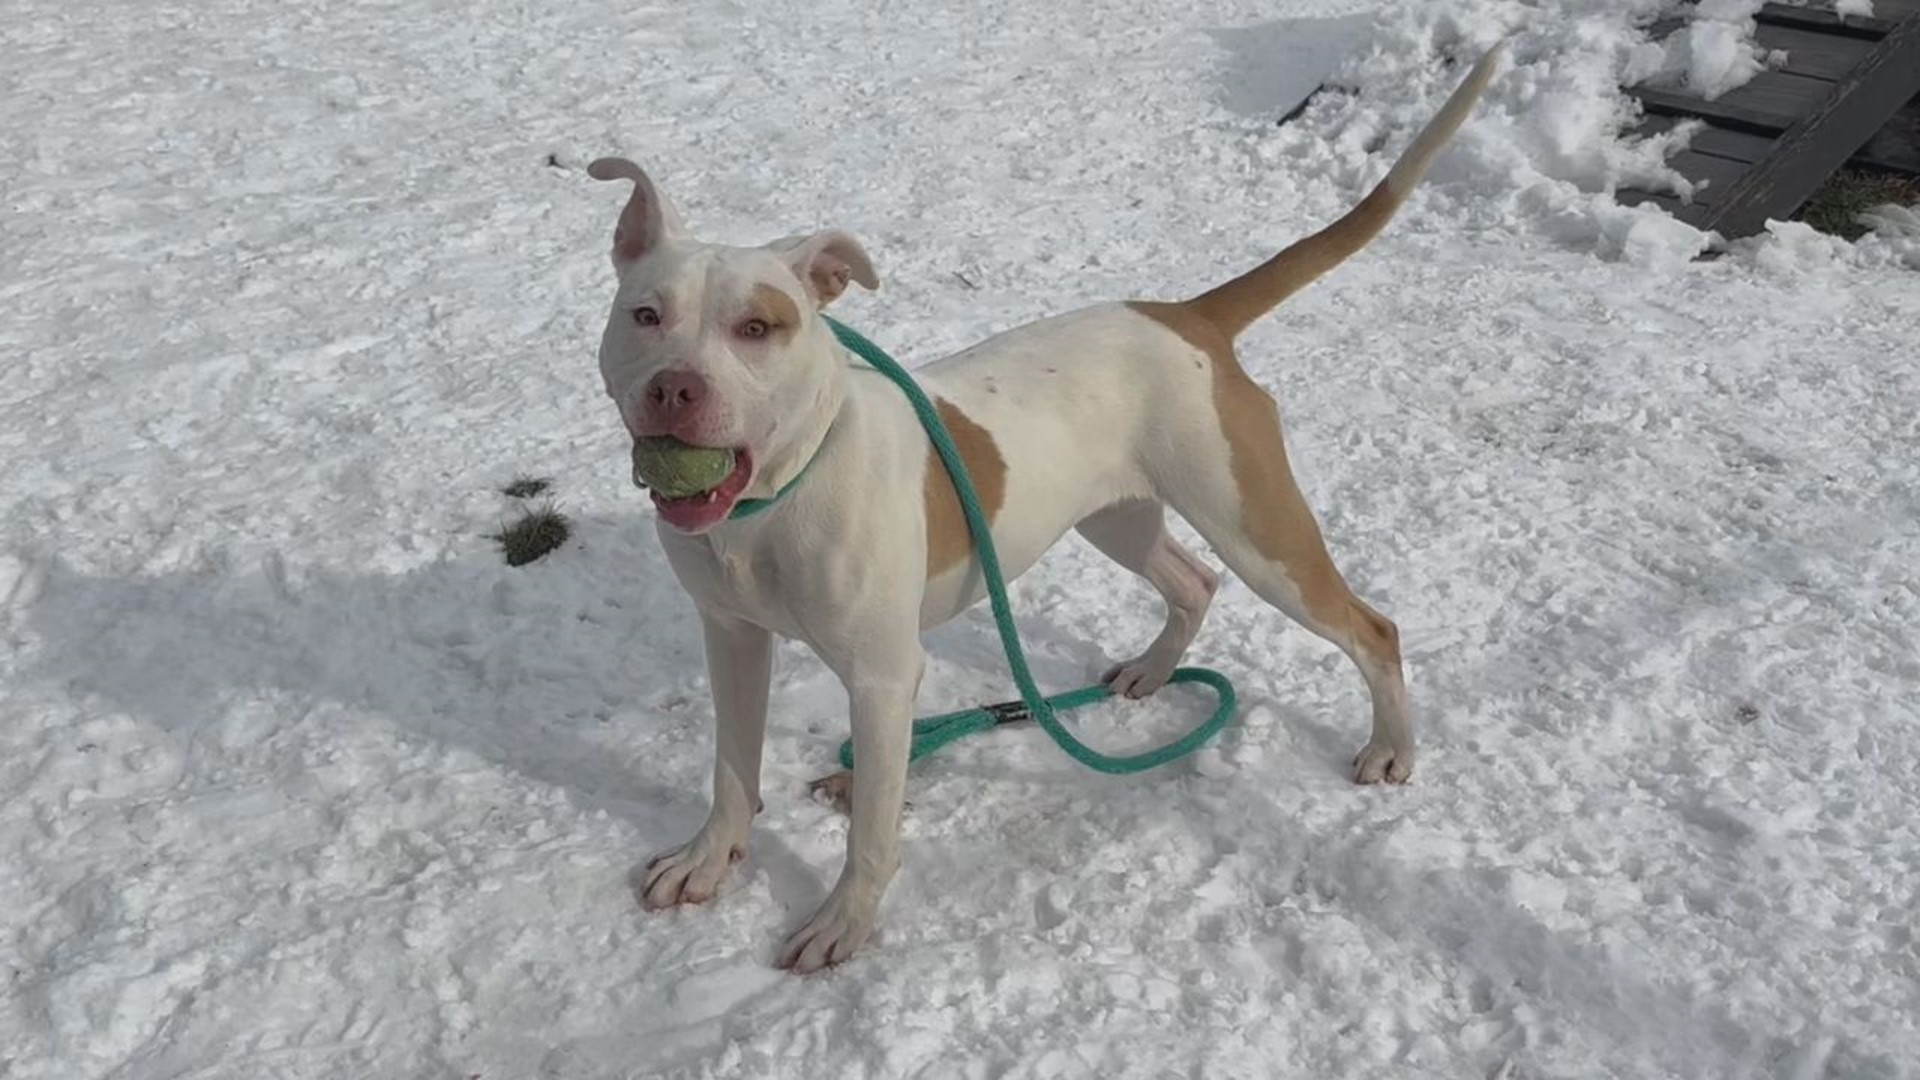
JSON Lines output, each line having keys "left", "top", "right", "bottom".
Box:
{"left": 589, "top": 44, "right": 1502, "bottom": 973}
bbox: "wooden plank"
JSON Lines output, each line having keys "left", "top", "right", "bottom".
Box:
{"left": 1687, "top": 123, "right": 1779, "bottom": 162}
{"left": 1755, "top": 23, "right": 1876, "bottom": 79}
{"left": 1645, "top": 14, "right": 1690, "bottom": 39}
{"left": 1634, "top": 87, "right": 1783, "bottom": 134}
{"left": 1667, "top": 149, "right": 1753, "bottom": 201}
{"left": 1633, "top": 77, "right": 1813, "bottom": 134}
{"left": 1631, "top": 115, "right": 1779, "bottom": 162}
{"left": 1637, "top": 71, "right": 1858, "bottom": 135}
{"left": 1619, "top": 189, "right": 1687, "bottom": 213}
{"left": 1714, "top": 70, "right": 1843, "bottom": 125}
{"left": 1853, "top": 93, "right": 1920, "bottom": 171}
{"left": 1699, "top": 14, "right": 1920, "bottom": 236}
{"left": 1662, "top": 0, "right": 1914, "bottom": 33}
{"left": 1616, "top": 152, "right": 1750, "bottom": 217}
{"left": 1756, "top": 2, "right": 1895, "bottom": 39}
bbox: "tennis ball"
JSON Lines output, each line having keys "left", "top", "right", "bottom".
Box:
{"left": 631, "top": 437, "right": 737, "bottom": 497}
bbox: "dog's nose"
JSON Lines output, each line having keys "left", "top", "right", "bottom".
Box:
{"left": 641, "top": 369, "right": 708, "bottom": 423}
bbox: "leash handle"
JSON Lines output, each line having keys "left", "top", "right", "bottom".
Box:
{"left": 824, "top": 318, "right": 1236, "bottom": 775}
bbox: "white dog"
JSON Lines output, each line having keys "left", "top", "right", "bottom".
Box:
{"left": 590, "top": 45, "right": 1502, "bottom": 972}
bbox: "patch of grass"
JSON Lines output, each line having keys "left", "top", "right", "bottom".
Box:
{"left": 1795, "top": 169, "right": 1920, "bottom": 241}
{"left": 493, "top": 505, "right": 571, "bottom": 566}
{"left": 502, "top": 475, "right": 553, "bottom": 499}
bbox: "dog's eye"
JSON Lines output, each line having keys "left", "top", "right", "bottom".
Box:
{"left": 631, "top": 306, "right": 661, "bottom": 326}
{"left": 739, "top": 318, "right": 772, "bottom": 340}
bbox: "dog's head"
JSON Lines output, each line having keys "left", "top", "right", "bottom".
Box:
{"left": 588, "top": 157, "right": 878, "bottom": 534}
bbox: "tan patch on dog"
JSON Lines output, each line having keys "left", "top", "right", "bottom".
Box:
{"left": 1125, "top": 300, "right": 1233, "bottom": 369}
{"left": 748, "top": 284, "right": 802, "bottom": 331}
{"left": 1348, "top": 596, "right": 1402, "bottom": 668}
{"left": 1125, "top": 300, "right": 1351, "bottom": 623}
{"left": 1187, "top": 187, "right": 1397, "bottom": 340}
{"left": 924, "top": 399, "right": 1007, "bottom": 578}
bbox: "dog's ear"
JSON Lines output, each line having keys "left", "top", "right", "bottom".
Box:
{"left": 586, "top": 157, "right": 683, "bottom": 270}
{"left": 769, "top": 230, "right": 879, "bottom": 308}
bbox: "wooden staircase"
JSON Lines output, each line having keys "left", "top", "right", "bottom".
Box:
{"left": 1618, "top": 0, "right": 1920, "bottom": 237}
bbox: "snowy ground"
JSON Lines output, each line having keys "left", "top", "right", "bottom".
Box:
{"left": 5, "top": 0, "right": 1919, "bottom": 1077}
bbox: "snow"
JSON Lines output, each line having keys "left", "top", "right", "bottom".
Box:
{"left": 4, "top": 0, "right": 1919, "bottom": 1077}
{"left": 1631, "top": 0, "right": 1769, "bottom": 101}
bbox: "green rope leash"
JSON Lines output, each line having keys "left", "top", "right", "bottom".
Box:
{"left": 729, "top": 452, "right": 819, "bottom": 521}
{"left": 821, "top": 316, "right": 1237, "bottom": 774}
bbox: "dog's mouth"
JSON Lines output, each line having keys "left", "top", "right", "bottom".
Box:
{"left": 642, "top": 446, "right": 754, "bottom": 533}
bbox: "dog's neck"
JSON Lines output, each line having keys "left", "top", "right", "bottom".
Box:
{"left": 743, "top": 320, "right": 850, "bottom": 502}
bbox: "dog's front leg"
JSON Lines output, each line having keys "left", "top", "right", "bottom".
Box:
{"left": 640, "top": 609, "right": 772, "bottom": 909}
{"left": 775, "top": 649, "right": 920, "bottom": 973}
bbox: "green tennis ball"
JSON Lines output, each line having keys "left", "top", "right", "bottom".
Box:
{"left": 631, "top": 437, "right": 737, "bottom": 497}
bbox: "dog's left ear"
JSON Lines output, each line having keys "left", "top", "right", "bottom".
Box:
{"left": 770, "top": 230, "right": 879, "bottom": 308}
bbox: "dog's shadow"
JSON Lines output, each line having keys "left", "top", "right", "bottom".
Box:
{"left": 19, "top": 511, "right": 719, "bottom": 827}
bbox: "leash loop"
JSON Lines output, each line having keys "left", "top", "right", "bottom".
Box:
{"left": 823, "top": 317, "right": 1237, "bottom": 774}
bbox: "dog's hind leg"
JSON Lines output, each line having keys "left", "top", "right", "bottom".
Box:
{"left": 1151, "top": 368, "right": 1412, "bottom": 784}
{"left": 1075, "top": 499, "right": 1219, "bottom": 699}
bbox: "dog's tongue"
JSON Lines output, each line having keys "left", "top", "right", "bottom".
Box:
{"left": 650, "top": 453, "right": 753, "bottom": 532}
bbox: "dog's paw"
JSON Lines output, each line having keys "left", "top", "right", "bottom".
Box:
{"left": 806, "top": 771, "right": 914, "bottom": 817}
{"left": 806, "top": 770, "right": 855, "bottom": 815}
{"left": 1102, "top": 656, "right": 1177, "bottom": 699}
{"left": 636, "top": 832, "right": 744, "bottom": 910}
{"left": 775, "top": 886, "right": 879, "bottom": 974}
{"left": 1353, "top": 740, "right": 1414, "bottom": 785}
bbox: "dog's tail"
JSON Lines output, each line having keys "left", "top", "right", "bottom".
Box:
{"left": 1182, "top": 41, "right": 1505, "bottom": 341}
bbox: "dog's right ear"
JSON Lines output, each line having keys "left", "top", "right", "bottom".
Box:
{"left": 587, "top": 157, "right": 683, "bottom": 271}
